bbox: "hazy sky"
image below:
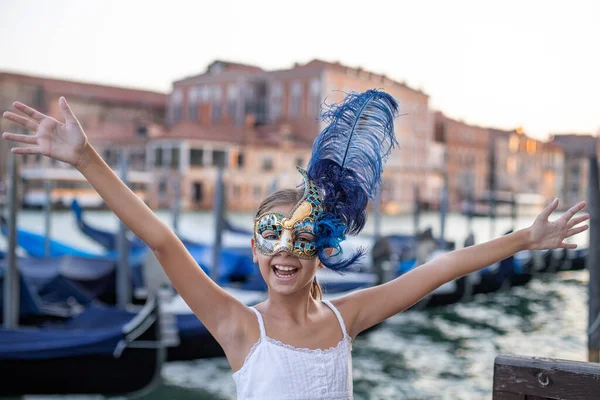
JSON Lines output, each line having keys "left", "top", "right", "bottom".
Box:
{"left": 1, "top": 0, "right": 599, "bottom": 140}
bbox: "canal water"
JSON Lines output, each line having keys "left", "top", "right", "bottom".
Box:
{"left": 5, "top": 208, "right": 590, "bottom": 400}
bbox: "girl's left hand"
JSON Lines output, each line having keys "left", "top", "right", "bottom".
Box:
{"left": 527, "top": 199, "right": 589, "bottom": 250}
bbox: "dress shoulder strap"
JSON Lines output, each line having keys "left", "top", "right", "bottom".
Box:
{"left": 322, "top": 300, "right": 348, "bottom": 337}
{"left": 250, "top": 307, "right": 266, "bottom": 338}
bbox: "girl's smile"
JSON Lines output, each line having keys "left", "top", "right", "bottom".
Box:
{"left": 272, "top": 264, "right": 300, "bottom": 281}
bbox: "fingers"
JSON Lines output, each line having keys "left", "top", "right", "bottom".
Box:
{"left": 539, "top": 198, "right": 559, "bottom": 220}
{"left": 568, "top": 214, "right": 590, "bottom": 228}
{"left": 11, "top": 146, "right": 41, "bottom": 155}
{"left": 2, "top": 132, "right": 38, "bottom": 145}
{"left": 558, "top": 242, "right": 578, "bottom": 249}
{"left": 567, "top": 225, "right": 588, "bottom": 238}
{"left": 563, "top": 201, "right": 587, "bottom": 222}
{"left": 59, "top": 97, "right": 78, "bottom": 124}
{"left": 13, "top": 102, "right": 47, "bottom": 122}
{"left": 2, "top": 111, "right": 39, "bottom": 131}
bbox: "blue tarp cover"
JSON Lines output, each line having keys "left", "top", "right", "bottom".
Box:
{"left": 0, "top": 304, "right": 135, "bottom": 359}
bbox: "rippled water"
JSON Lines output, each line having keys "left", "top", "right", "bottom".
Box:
{"left": 134, "top": 270, "right": 588, "bottom": 400}
{"left": 4, "top": 209, "right": 590, "bottom": 400}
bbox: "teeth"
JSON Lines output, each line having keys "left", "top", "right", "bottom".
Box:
{"left": 274, "top": 265, "right": 298, "bottom": 271}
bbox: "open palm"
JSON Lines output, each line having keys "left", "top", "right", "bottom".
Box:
{"left": 2, "top": 97, "right": 88, "bottom": 168}
{"left": 528, "top": 198, "right": 589, "bottom": 250}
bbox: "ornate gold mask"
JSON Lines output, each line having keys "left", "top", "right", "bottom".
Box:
{"left": 254, "top": 168, "right": 323, "bottom": 259}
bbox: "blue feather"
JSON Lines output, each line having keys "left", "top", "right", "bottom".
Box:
{"left": 307, "top": 89, "right": 399, "bottom": 271}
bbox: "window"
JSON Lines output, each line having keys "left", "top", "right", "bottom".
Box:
{"left": 308, "top": 78, "right": 321, "bottom": 116}
{"left": 200, "top": 86, "right": 211, "bottom": 103}
{"left": 188, "top": 87, "right": 200, "bottom": 121}
{"left": 190, "top": 149, "right": 204, "bottom": 166}
{"left": 289, "top": 80, "right": 302, "bottom": 116}
{"left": 212, "top": 86, "right": 222, "bottom": 121}
{"left": 192, "top": 182, "right": 203, "bottom": 203}
{"left": 170, "top": 148, "right": 180, "bottom": 169}
{"left": 270, "top": 82, "right": 283, "bottom": 121}
{"left": 154, "top": 148, "right": 163, "bottom": 167}
{"left": 227, "top": 84, "right": 238, "bottom": 119}
{"left": 158, "top": 177, "right": 167, "bottom": 193}
{"left": 237, "top": 152, "right": 245, "bottom": 168}
{"left": 170, "top": 89, "right": 183, "bottom": 124}
{"left": 262, "top": 157, "right": 273, "bottom": 171}
{"left": 212, "top": 150, "right": 227, "bottom": 167}
{"left": 509, "top": 135, "right": 519, "bottom": 153}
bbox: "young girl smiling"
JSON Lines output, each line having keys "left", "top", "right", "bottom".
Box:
{"left": 2, "top": 90, "right": 588, "bottom": 399}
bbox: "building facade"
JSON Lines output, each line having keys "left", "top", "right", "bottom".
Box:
{"left": 435, "top": 113, "right": 489, "bottom": 211}
{"left": 550, "top": 134, "right": 599, "bottom": 207}
{"left": 156, "top": 60, "right": 435, "bottom": 213}
{"left": 4, "top": 66, "right": 592, "bottom": 216}
{"left": 0, "top": 71, "right": 166, "bottom": 206}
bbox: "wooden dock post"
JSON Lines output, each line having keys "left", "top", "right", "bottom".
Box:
{"left": 373, "top": 190, "right": 381, "bottom": 240}
{"left": 587, "top": 156, "right": 600, "bottom": 363}
{"left": 211, "top": 167, "right": 225, "bottom": 283}
{"left": 493, "top": 354, "right": 600, "bottom": 399}
{"left": 413, "top": 184, "right": 420, "bottom": 237}
{"left": 43, "top": 179, "right": 53, "bottom": 257}
{"left": 116, "top": 149, "right": 131, "bottom": 308}
{"left": 171, "top": 178, "right": 181, "bottom": 236}
{"left": 2, "top": 153, "right": 19, "bottom": 328}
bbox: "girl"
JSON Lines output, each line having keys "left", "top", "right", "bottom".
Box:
{"left": 2, "top": 91, "right": 588, "bottom": 400}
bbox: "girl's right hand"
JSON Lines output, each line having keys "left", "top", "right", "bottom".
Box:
{"left": 2, "top": 97, "right": 89, "bottom": 169}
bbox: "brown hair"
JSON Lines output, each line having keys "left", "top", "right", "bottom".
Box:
{"left": 255, "top": 188, "right": 323, "bottom": 300}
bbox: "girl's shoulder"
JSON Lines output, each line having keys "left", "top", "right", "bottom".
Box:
{"left": 327, "top": 295, "right": 364, "bottom": 339}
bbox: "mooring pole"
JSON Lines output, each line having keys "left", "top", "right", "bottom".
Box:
{"left": 373, "top": 191, "right": 382, "bottom": 241}
{"left": 3, "top": 153, "right": 19, "bottom": 328}
{"left": 171, "top": 178, "right": 181, "bottom": 236}
{"left": 587, "top": 156, "right": 600, "bottom": 363}
{"left": 439, "top": 175, "right": 448, "bottom": 247}
{"left": 211, "top": 167, "right": 225, "bottom": 283}
{"left": 413, "top": 184, "right": 420, "bottom": 237}
{"left": 116, "top": 150, "right": 131, "bottom": 308}
{"left": 43, "top": 179, "right": 53, "bottom": 257}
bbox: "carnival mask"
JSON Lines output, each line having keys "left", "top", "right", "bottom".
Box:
{"left": 254, "top": 167, "right": 323, "bottom": 259}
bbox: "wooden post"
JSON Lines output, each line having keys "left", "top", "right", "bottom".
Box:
{"left": 43, "top": 179, "right": 52, "bottom": 258}
{"left": 493, "top": 354, "right": 600, "bottom": 399}
{"left": 587, "top": 156, "right": 600, "bottom": 362}
{"left": 3, "top": 153, "right": 19, "bottom": 328}
{"left": 439, "top": 175, "right": 448, "bottom": 246}
{"left": 116, "top": 150, "right": 131, "bottom": 308}
{"left": 511, "top": 191, "right": 517, "bottom": 233}
{"left": 489, "top": 137, "right": 497, "bottom": 240}
{"left": 211, "top": 167, "right": 225, "bottom": 283}
{"left": 373, "top": 190, "right": 381, "bottom": 241}
{"left": 413, "top": 184, "right": 420, "bottom": 237}
{"left": 466, "top": 183, "right": 474, "bottom": 235}
{"left": 171, "top": 178, "right": 181, "bottom": 236}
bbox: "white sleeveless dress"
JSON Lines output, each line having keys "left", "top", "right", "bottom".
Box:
{"left": 232, "top": 300, "right": 354, "bottom": 400}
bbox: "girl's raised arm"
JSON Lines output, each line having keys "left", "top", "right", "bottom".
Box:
{"left": 2, "top": 97, "right": 255, "bottom": 351}
{"left": 336, "top": 198, "right": 589, "bottom": 338}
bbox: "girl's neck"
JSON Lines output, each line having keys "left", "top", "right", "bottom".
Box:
{"left": 263, "top": 287, "right": 319, "bottom": 324}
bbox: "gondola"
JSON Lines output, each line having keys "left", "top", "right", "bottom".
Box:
{"left": 0, "top": 271, "right": 165, "bottom": 397}
{"left": 0, "top": 215, "right": 147, "bottom": 261}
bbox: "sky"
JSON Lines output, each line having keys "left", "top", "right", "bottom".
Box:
{"left": 1, "top": 0, "right": 599, "bottom": 141}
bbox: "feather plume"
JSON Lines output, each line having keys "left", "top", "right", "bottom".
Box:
{"left": 307, "top": 89, "right": 399, "bottom": 271}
